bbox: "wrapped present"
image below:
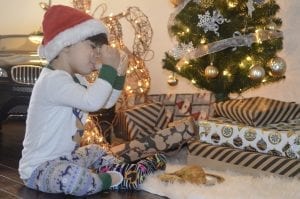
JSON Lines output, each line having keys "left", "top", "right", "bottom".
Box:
{"left": 135, "top": 92, "right": 215, "bottom": 122}
{"left": 187, "top": 141, "right": 300, "bottom": 178}
{"left": 198, "top": 117, "right": 300, "bottom": 159}
{"left": 114, "top": 102, "right": 170, "bottom": 140}
{"left": 214, "top": 97, "right": 300, "bottom": 127}
{"left": 111, "top": 117, "right": 197, "bottom": 162}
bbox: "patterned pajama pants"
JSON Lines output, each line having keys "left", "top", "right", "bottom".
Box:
{"left": 24, "top": 144, "right": 166, "bottom": 196}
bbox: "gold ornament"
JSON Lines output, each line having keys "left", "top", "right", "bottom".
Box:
{"left": 249, "top": 64, "right": 265, "bottom": 81}
{"left": 168, "top": 72, "right": 178, "bottom": 86}
{"left": 205, "top": 64, "right": 219, "bottom": 78}
{"left": 267, "top": 57, "right": 286, "bottom": 77}
{"left": 265, "top": 21, "right": 278, "bottom": 31}
{"left": 227, "top": 0, "right": 238, "bottom": 8}
{"left": 170, "top": 0, "right": 184, "bottom": 7}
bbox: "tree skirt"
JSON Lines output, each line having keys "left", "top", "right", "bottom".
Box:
{"left": 141, "top": 164, "right": 300, "bottom": 199}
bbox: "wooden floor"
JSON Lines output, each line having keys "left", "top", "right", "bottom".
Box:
{"left": 0, "top": 120, "right": 166, "bottom": 199}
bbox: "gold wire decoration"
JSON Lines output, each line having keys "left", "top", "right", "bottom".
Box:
{"left": 71, "top": 3, "right": 154, "bottom": 147}
{"left": 99, "top": 6, "right": 154, "bottom": 108}
{"left": 39, "top": 0, "right": 51, "bottom": 10}
{"left": 80, "top": 116, "right": 110, "bottom": 151}
{"left": 72, "top": 0, "right": 92, "bottom": 14}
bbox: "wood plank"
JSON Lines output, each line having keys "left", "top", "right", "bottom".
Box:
{"left": 0, "top": 164, "right": 23, "bottom": 183}
{"left": 0, "top": 120, "right": 168, "bottom": 199}
{"left": 0, "top": 189, "right": 19, "bottom": 199}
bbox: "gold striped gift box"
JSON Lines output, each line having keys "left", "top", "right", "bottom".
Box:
{"left": 114, "top": 102, "right": 170, "bottom": 140}
{"left": 187, "top": 141, "right": 300, "bottom": 178}
{"left": 214, "top": 97, "right": 300, "bottom": 127}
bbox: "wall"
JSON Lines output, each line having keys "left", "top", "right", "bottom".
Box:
{"left": 0, "top": 0, "right": 299, "bottom": 102}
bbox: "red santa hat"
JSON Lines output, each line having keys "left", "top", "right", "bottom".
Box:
{"left": 38, "top": 5, "right": 108, "bottom": 62}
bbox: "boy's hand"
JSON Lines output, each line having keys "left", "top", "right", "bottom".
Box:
{"left": 98, "top": 45, "right": 120, "bottom": 70}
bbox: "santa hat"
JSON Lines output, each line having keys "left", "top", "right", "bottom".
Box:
{"left": 38, "top": 5, "right": 108, "bottom": 62}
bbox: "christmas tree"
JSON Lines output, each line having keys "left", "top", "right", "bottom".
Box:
{"left": 163, "top": 0, "right": 286, "bottom": 101}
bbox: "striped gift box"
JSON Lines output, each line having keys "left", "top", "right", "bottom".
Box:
{"left": 214, "top": 97, "right": 300, "bottom": 127}
{"left": 114, "top": 102, "right": 169, "bottom": 140}
{"left": 188, "top": 141, "right": 300, "bottom": 178}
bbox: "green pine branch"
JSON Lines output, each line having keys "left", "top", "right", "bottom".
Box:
{"left": 163, "top": 0, "right": 284, "bottom": 101}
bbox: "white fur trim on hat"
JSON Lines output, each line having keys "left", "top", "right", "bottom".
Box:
{"left": 38, "top": 19, "right": 108, "bottom": 62}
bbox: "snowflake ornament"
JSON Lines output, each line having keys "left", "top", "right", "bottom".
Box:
{"left": 169, "top": 42, "right": 195, "bottom": 59}
{"left": 197, "top": 10, "right": 230, "bottom": 36}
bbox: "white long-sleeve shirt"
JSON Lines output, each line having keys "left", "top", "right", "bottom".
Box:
{"left": 19, "top": 65, "right": 124, "bottom": 180}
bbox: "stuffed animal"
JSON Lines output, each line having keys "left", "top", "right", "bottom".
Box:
{"left": 159, "top": 165, "right": 224, "bottom": 185}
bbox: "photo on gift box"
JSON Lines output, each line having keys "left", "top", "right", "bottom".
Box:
{"left": 163, "top": 94, "right": 177, "bottom": 105}
{"left": 192, "top": 92, "right": 214, "bottom": 105}
{"left": 164, "top": 105, "right": 175, "bottom": 122}
{"left": 146, "top": 94, "right": 165, "bottom": 104}
{"left": 191, "top": 105, "right": 211, "bottom": 120}
{"left": 174, "top": 94, "right": 193, "bottom": 116}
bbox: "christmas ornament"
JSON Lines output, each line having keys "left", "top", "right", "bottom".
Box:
{"left": 170, "top": 0, "right": 184, "bottom": 7}
{"left": 197, "top": 10, "right": 230, "bottom": 37}
{"left": 227, "top": 0, "right": 238, "bottom": 8}
{"left": 265, "top": 21, "right": 278, "bottom": 31}
{"left": 205, "top": 64, "right": 219, "bottom": 78}
{"left": 169, "top": 42, "right": 195, "bottom": 59}
{"left": 249, "top": 64, "right": 265, "bottom": 80}
{"left": 267, "top": 57, "right": 286, "bottom": 77}
{"left": 168, "top": 72, "right": 179, "bottom": 86}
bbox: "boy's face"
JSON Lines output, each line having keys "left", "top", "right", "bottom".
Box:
{"left": 67, "top": 40, "right": 98, "bottom": 75}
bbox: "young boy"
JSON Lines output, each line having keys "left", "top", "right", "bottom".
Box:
{"left": 19, "top": 5, "right": 165, "bottom": 196}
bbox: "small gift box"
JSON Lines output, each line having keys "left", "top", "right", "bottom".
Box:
{"left": 187, "top": 140, "right": 300, "bottom": 178}
{"left": 135, "top": 92, "right": 215, "bottom": 122}
{"left": 111, "top": 117, "right": 197, "bottom": 162}
{"left": 198, "top": 117, "right": 300, "bottom": 159}
{"left": 114, "top": 102, "right": 170, "bottom": 140}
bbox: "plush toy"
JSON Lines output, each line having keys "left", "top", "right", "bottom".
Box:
{"left": 159, "top": 165, "right": 224, "bottom": 185}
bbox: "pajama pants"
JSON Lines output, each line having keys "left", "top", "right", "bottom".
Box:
{"left": 23, "top": 144, "right": 166, "bottom": 196}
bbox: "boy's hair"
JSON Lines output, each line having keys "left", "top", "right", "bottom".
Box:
{"left": 50, "top": 33, "right": 108, "bottom": 62}
{"left": 86, "top": 33, "right": 108, "bottom": 47}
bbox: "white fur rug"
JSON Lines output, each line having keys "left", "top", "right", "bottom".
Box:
{"left": 141, "top": 164, "right": 300, "bottom": 199}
